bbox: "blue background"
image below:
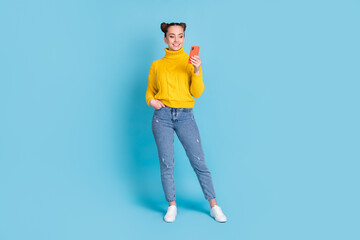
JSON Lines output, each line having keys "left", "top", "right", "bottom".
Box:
{"left": 1, "top": 0, "right": 359, "bottom": 239}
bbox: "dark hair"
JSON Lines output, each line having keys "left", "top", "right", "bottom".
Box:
{"left": 160, "top": 22, "right": 186, "bottom": 37}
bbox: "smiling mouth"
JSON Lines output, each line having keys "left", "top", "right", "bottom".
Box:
{"left": 173, "top": 44, "right": 180, "bottom": 47}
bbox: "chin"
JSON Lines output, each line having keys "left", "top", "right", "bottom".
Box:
{"left": 170, "top": 44, "right": 181, "bottom": 49}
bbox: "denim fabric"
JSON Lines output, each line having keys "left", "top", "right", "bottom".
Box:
{"left": 152, "top": 105, "right": 216, "bottom": 202}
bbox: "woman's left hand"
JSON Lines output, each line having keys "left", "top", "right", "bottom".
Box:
{"left": 190, "top": 55, "right": 201, "bottom": 74}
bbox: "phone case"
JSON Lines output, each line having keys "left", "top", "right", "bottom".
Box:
{"left": 189, "top": 46, "right": 200, "bottom": 63}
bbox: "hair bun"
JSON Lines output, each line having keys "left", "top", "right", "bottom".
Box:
{"left": 160, "top": 22, "right": 168, "bottom": 33}
{"left": 179, "top": 22, "right": 186, "bottom": 31}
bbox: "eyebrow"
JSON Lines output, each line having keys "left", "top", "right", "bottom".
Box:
{"left": 168, "top": 33, "right": 184, "bottom": 35}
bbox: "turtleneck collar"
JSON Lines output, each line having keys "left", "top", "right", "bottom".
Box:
{"left": 164, "top": 46, "right": 187, "bottom": 60}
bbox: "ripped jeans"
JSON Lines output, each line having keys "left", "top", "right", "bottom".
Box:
{"left": 152, "top": 105, "right": 216, "bottom": 202}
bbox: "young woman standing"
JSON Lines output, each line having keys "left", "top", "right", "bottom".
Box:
{"left": 145, "top": 22, "right": 227, "bottom": 223}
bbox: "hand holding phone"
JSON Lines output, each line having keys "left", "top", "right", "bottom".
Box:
{"left": 188, "top": 46, "right": 200, "bottom": 64}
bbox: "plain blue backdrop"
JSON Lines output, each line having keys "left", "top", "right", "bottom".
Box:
{"left": 0, "top": 0, "right": 359, "bottom": 239}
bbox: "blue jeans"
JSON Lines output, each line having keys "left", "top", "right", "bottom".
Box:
{"left": 152, "top": 105, "right": 216, "bottom": 202}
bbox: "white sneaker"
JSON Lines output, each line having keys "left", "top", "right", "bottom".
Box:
{"left": 164, "top": 205, "right": 177, "bottom": 222}
{"left": 210, "top": 205, "right": 227, "bottom": 222}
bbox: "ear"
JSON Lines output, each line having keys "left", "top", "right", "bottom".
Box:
{"left": 164, "top": 37, "right": 168, "bottom": 44}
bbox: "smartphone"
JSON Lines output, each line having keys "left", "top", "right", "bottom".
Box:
{"left": 188, "top": 46, "right": 200, "bottom": 63}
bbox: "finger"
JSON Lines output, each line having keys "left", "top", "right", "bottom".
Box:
{"left": 191, "top": 56, "right": 199, "bottom": 61}
{"left": 192, "top": 61, "right": 200, "bottom": 67}
{"left": 160, "top": 102, "right": 165, "bottom": 107}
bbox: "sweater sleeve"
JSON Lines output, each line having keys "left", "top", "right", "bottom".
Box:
{"left": 145, "top": 62, "right": 158, "bottom": 106}
{"left": 189, "top": 65, "right": 205, "bottom": 98}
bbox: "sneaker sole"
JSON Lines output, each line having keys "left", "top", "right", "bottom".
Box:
{"left": 164, "top": 217, "right": 176, "bottom": 223}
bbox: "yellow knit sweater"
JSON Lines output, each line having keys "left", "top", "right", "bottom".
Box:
{"left": 145, "top": 46, "right": 205, "bottom": 108}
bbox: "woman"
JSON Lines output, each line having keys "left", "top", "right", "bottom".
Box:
{"left": 145, "top": 22, "right": 227, "bottom": 223}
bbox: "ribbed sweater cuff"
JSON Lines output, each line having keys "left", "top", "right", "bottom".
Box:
{"left": 191, "top": 68, "right": 203, "bottom": 80}
{"left": 146, "top": 98, "right": 152, "bottom": 106}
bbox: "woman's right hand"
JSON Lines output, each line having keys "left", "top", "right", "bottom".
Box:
{"left": 149, "top": 99, "right": 165, "bottom": 110}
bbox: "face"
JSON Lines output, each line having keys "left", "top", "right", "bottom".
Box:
{"left": 164, "top": 25, "right": 185, "bottom": 51}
